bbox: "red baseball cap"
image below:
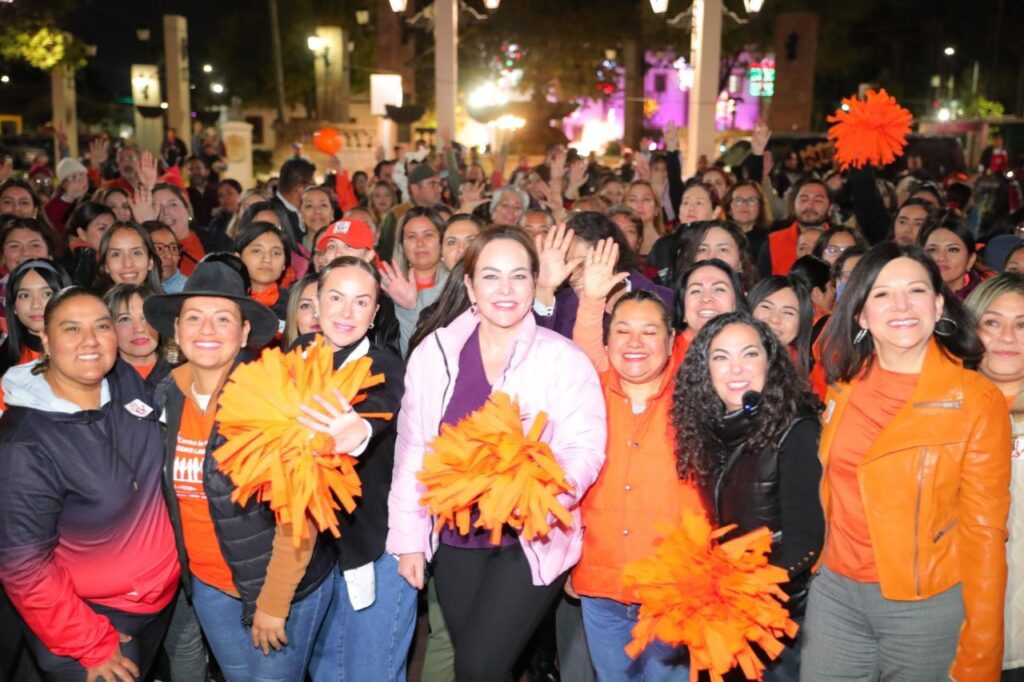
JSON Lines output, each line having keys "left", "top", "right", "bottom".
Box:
{"left": 316, "top": 219, "right": 375, "bottom": 253}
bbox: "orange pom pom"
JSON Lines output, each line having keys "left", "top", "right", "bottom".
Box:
{"left": 622, "top": 511, "right": 798, "bottom": 682}
{"left": 417, "top": 392, "right": 574, "bottom": 545}
{"left": 827, "top": 89, "right": 913, "bottom": 170}
{"left": 213, "top": 339, "right": 393, "bottom": 546}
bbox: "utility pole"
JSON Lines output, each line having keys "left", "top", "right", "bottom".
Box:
{"left": 268, "top": 0, "right": 287, "bottom": 123}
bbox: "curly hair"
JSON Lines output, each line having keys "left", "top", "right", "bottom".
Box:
{"left": 672, "top": 311, "right": 821, "bottom": 482}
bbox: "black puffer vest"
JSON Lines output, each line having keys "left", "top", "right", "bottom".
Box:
{"left": 154, "top": 361, "right": 335, "bottom": 625}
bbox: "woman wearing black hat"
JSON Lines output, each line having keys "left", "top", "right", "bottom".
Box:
{"left": 145, "top": 260, "right": 336, "bottom": 681}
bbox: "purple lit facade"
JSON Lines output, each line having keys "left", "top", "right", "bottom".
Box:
{"left": 563, "top": 50, "right": 772, "bottom": 149}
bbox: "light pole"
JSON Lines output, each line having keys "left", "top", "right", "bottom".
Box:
{"left": 650, "top": 0, "right": 764, "bottom": 175}
{"left": 389, "top": 0, "right": 501, "bottom": 140}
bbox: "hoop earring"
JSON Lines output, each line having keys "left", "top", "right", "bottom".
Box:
{"left": 854, "top": 327, "right": 869, "bottom": 344}
{"left": 934, "top": 316, "right": 959, "bottom": 337}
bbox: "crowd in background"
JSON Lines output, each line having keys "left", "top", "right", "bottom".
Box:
{"left": 0, "top": 117, "right": 1021, "bottom": 682}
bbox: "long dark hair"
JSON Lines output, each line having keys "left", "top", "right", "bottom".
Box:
{"left": 820, "top": 242, "right": 983, "bottom": 384}
{"left": 94, "top": 221, "right": 164, "bottom": 293}
{"left": 748, "top": 276, "right": 814, "bottom": 375}
{"left": 4, "top": 258, "right": 72, "bottom": 367}
{"left": 673, "top": 311, "right": 820, "bottom": 481}
{"left": 672, "top": 258, "right": 748, "bottom": 330}
{"left": 407, "top": 260, "right": 471, "bottom": 357}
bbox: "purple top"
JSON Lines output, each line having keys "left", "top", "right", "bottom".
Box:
{"left": 438, "top": 327, "right": 518, "bottom": 548}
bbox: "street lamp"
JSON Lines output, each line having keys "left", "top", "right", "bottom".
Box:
{"left": 355, "top": 9, "right": 370, "bottom": 25}
{"left": 483, "top": 0, "right": 501, "bottom": 9}
{"left": 649, "top": 0, "right": 669, "bottom": 13}
{"left": 308, "top": 35, "right": 330, "bottom": 68}
{"left": 210, "top": 82, "right": 224, "bottom": 95}
{"left": 944, "top": 46, "right": 955, "bottom": 56}
{"left": 0, "top": 75, "right": 9, "bottom": 84}
{"left": 202, "top": 64, "right": 213, "bottom": 73}
{"left": 388, "top": 0, "right": 407, "bottom": 11}
{"left": 743, "top": 0, "right": 765, "bottom": 11}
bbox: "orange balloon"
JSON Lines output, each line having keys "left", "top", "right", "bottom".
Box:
{"left": 313, "top": 127, "right": 342, "bottom": 155}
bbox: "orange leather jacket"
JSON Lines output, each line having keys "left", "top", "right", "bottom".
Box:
{"left": 819, "top": 340, "right": 1011, "bottom": 681}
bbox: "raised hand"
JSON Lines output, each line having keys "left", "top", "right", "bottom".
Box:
{"left": 138, "top": 150, "right": 158, "bottom": 188}
{"left": 129, "top": 184, "right": 156, "bottom": 223}
{"left": 89, "top": 137, "right": 108, "bottom": 168}
{"left": 327, "top": 153, "right": 342, "bottom": 172}
{"left": 581, "top": 238, "right": 629, "bottom": 301}
{"left": 664, "top": 119, "right": 679, "bottom": 153}
{"left": 379, "top": 259, "right": 418, "bottom": 310}
{"left": 751, "top": 121, "right": 772, "bottom": 156}
{"left": 0, "top": 157, "right": 12, "bottom": 184}
{"left": 535, "top": 222, "right": 582, "bottom": 305}
{"left": 458, "top": 181, "right": 486, "bottom": 212}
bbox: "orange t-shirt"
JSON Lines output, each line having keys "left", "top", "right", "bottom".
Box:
{"left": 173, "top": 397, "right": 236, "bottom": 593}
{"left": 824, "top": 366, "right": 918, "bottom": 582}
{"left": 133, "top": 362, "right": 157, "bottom": 380}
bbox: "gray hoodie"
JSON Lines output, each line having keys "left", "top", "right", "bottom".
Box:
{"left": 2, "top": 361, "right": 111, "bottom": 414}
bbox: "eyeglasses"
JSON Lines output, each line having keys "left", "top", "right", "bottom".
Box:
{"left": 730, "top": 196, "right": 759, "bottom": 206}
{"left": 153, "top": 242, "right": 181, "bottom": 256}
{"left": 824, "top": 244, "right": 850, "bottom": 257}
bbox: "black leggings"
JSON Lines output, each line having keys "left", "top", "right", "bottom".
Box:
{"left": 22, "top": 600, "right": 173, "bottom": 681}
{"left": 433, "top": 543, "right": 567, "bottom": 682}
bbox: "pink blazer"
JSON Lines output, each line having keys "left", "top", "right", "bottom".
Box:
{"left": 386, "top": 308, "right": 607, "bottom": 585}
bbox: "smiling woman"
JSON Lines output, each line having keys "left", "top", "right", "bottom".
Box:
{"left": 388, "top": 226, "right": 606, "bottom": 681}
{"left": 0, "top": 287, "right": 180, "bottom": 681}
{"left": 806, "top": 242, "right": 1011, "bottom": 680}
{"left": 144, "top": 260, "right": 335, "bottom": 681}
{"left": 965, "top": 273, "right": 1024, "bottom": 676}
{"left": 95, "top": 222, "right": 163, "bottom": 294}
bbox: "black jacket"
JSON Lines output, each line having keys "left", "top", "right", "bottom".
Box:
{"left": 294, "top": 333, "right": 405, "bottom": 570}
{"left": 154, "top": 359, "right": 335, "bottom": 624}
{"left": 699, "top": 405, "right": 824, "bottom": 614}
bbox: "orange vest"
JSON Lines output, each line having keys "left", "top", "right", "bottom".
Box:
{"left": 573, "top": 365, "right": 703, "bottom": 603}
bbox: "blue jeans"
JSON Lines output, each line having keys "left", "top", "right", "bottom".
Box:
{"left": 309, "top": 554, "right": 418, "bottom": 682}
{"left": 191, "top": 573, "right": 334, "bottom": 682}
{"left": 580, "top": 596, "right": 688, "bottom": 681}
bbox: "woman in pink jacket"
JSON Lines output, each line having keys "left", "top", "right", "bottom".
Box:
{"left": 387, "top": 225, "right": 607, "bottom": 681}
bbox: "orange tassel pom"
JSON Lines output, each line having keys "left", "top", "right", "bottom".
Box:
{"left": 417, "top": 392, "right": 574, "bottom": 544}
{"left": 623, "top": 511, "right": 798, "bottom": 682}
{"left": 827, "top": 88, "right": 913, "bottom": 170}
{"left": 214, "top": 339, "right": 393, "bottom": 546}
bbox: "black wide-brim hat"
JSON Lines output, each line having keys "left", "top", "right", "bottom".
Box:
{"left": 143, "top": 261, "right": 280, "bottom": 349}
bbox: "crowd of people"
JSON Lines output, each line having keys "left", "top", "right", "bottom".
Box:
{"left": 0, "top": 116, "right": 1021, "bottom": 682}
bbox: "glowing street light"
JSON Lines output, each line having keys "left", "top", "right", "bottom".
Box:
{"left": 210, "top": 82, "right": 225, "bottom": 95}
{"left": 944, "top": 46, "right": 955, "bottom": 56}
{"left": 388, "top": 0, "right": 407, "bottom": 11}
{"left": 649, "top": 0, "right": 669, "bottom": 12}
{"left": 307, "top": 35, "right": 326, "bottom": 53}
{"left": 202, "top": 64, "right": 213, "bottom": 73}
{"left": 743, "top": 0, "right": 765, "bottom": 11}
{"left": 0, "top": 75, "right": 9, "bottom": 84}
{"left": 483, "top": 0, "right": 501, "bottom": 8}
